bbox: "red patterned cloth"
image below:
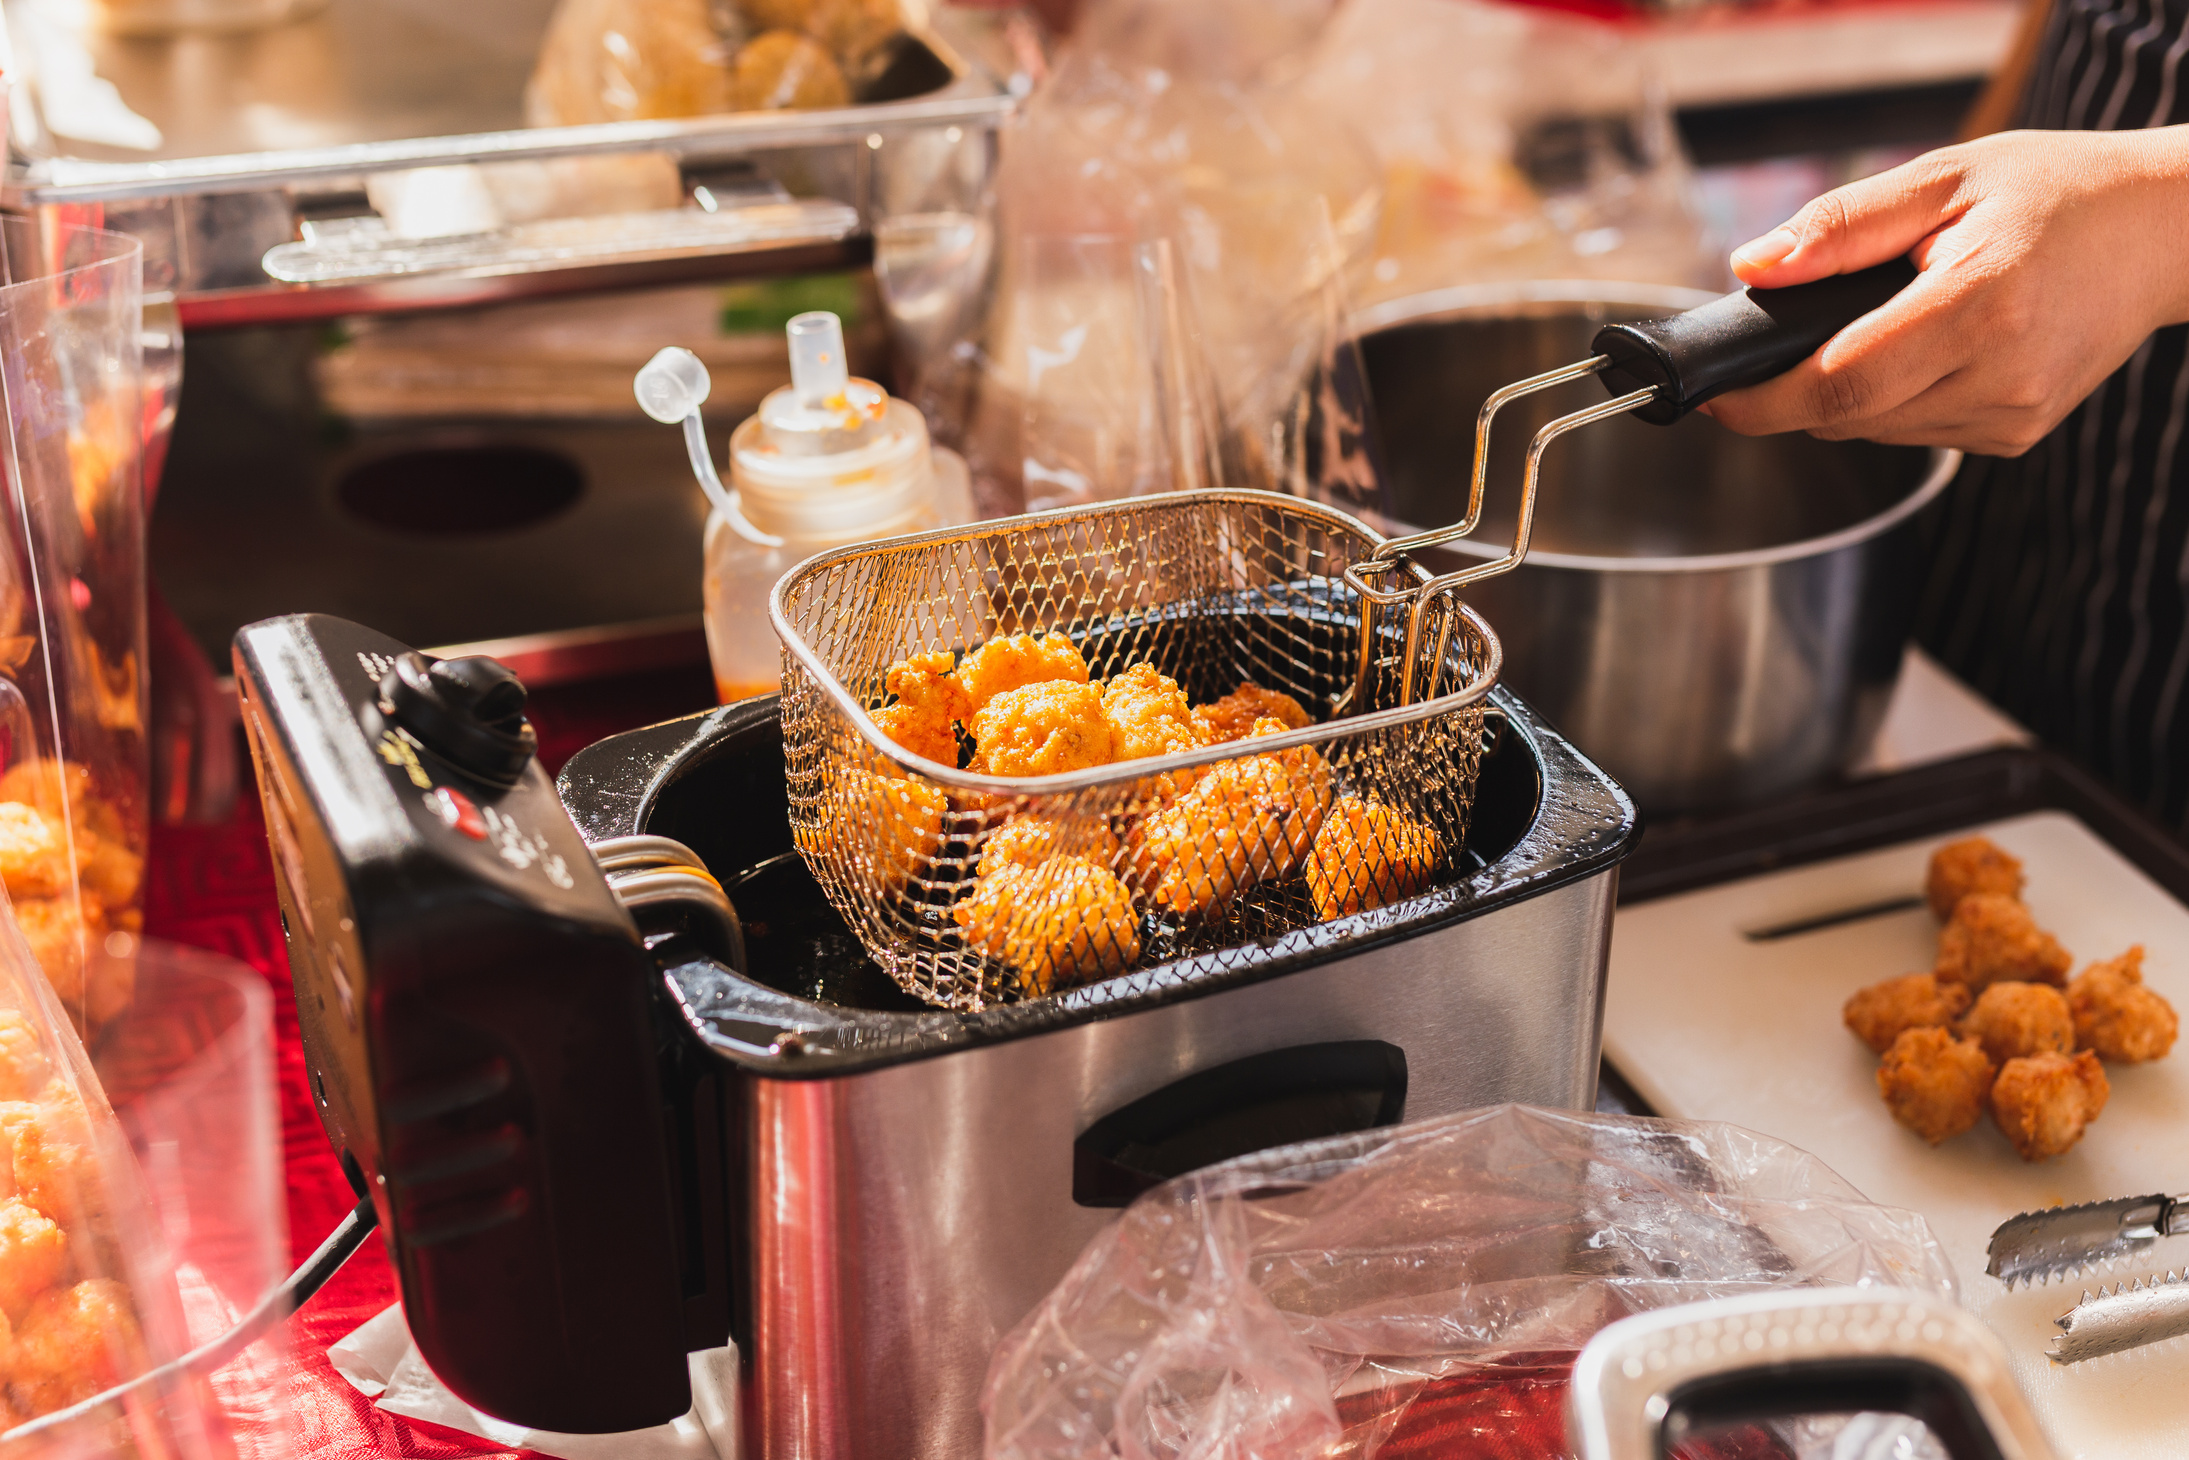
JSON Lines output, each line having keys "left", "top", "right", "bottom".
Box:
{"left": 142, "top": 665, "right": 716, "bottom": 1460}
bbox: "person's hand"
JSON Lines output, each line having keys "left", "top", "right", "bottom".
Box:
{"left": 1701, "top": 126, "right": 2189, "bottom": 456}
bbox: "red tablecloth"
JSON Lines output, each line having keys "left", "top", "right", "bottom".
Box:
{"left": 143, "top": 666, "right": 715, "bottom": 1460}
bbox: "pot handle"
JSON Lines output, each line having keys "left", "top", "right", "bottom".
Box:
{"left": 1592, "top": 257, "right": 1918, "bottom": 425}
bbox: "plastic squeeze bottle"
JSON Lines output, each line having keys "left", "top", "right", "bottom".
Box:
{"left": 637, "top": 311, "right": 974, "bottom": 703}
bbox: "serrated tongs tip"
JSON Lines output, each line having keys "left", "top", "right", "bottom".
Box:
{"left": 1987, "top": 1192, "right": 2185, "bottom": 1289}
{"left": 2051, "top": 1267, "right": 2189, "bottom": 1364}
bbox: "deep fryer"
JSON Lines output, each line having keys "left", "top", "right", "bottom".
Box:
{"left": 233, "top": 611, "right": 1634, "bottom": 1458}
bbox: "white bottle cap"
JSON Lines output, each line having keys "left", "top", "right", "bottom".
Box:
{"left": 634, "top": 346, "right": 711, "bottom": 424}
{"left": 786, "top": 311, "right": 849, "bottom": 408}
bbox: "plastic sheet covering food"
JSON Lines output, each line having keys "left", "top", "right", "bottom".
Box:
{"left": 981, "top": 1105, "right": 1957, "bottom": 1460}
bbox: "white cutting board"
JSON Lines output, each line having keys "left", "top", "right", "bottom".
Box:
{"left": 1604, "top": 811, "right": 2189, "bottom": 1459}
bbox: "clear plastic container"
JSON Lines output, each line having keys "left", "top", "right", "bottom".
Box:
{"left": 0, "top": 219, "right": 150, "bottom": 1041}
{"left": 638, "top": 311, "right": 974, "bottom": 703}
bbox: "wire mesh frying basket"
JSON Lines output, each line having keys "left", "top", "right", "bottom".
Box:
{"left": 770, "top": 490, "right": 1506, "bottom": 1011}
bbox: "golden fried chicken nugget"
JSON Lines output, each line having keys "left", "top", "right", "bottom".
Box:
{"left": 0, "top": 763, "right": 95, "bottom": 827}
{"left": 0, "top": 1011, "right": 50, "bottom": 1104}
{"left": 953, "top": 856, "right": 1141, "bottom": 998}
{"left": 1992, "top": 1050, "right": 2110, "bottom": 1161}
{"left": 3, "top": 1087, "right": 104, "bottom": 1234}
{"left": 1132, "top": 717, "right": 1333, "bottom": 918}
{"left": 1956, "top": 980, "right": 2074, "bottom": 1065}
{"left": 871, "top": 650, "right": 969, "bottom": 766}
{"left": 1842, "top": 972, "right": 1972, "bottom": 1055}
{"left": 730, "top": 30, "right": 849, "bottom": 110}
{"left": 955, "top": 633, "right": 1090, "bottom": 714}
{"left": 2069, "top": 945, "right": 2179, "bottom": 1063}
{"left": 1192, "top": 681, "right": 1313, "bottom": 744}
{"left": 1306, "top": 795, "right": 1442, "bottom": 919}
{"left": 7, "top": 1279, "right": 144, "bottom": 1419}
{"left": 75, "top": 829, "right": 140, "bottom": 911}
{"left": 1934, "top": 892, "right": 2071, "bottom": 991}
{"left": 800, "top": 768, "right": 947, "bottom": 893}
{"left": 976, "top": 816, "right": 1121, "bottom": 877}
{"left": 0, "top": 804, "right": 68, "bottom": 901}
{"left": 0, "top": 1197, "right": 65, "bottom": 1324}
{"left": 1102, "top": 664, "right": 1206, "bottom": 800}
{"left": 969, "top": 681, "right": 1117, "bottom": 778}
{"left": 1877, "top": 1027, "right": 1995, "bottom": 1144}
{"left": 11, "top": 897, "right": 98, "bottom": 1015}
{"left": 1925, "top": 836, "right": 2025, "bottom": 920}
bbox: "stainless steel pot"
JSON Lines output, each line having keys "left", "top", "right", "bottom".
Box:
{"left": 1354, "top": 283, "right": 1959, "bottom": 816}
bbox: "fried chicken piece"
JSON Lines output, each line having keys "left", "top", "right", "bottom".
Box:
{"left": 1132, "top": 717, "right": 1334, "bottom": 918}
{"left": 1956, "top": 981, "right": 2074, "bottom": 1066}
{"left": 871, "top": 650, "right": 970, "bottom": 766}
{"left": 953, "top": 856, "right": 1141, "bottom": 998}
{"left": 11, "top": 897, "right": 100, "bottom": 1016}
{"left": 1925, "top": 836, "right": 2024, "bottom": 920}
{"left": 1934, "top": 893, "right": 2071, "bottom": 991}
{"left": 801, "top": 768, "right": 947, "bottom": 893}
{"left": 2, "top": 1087, "right": 105, "bottom": 1234}
{"left": 75, "top": 828, "right": 140, "bottom": 911}
{"left": 0, "top": 1011, "right": 51, "bottom": 1104}
{"left": 1192, "top": 681, "right": 1313, "bottom": 745}
{"left": 0, "top": 1197, "right": 65, "bottom": 1325}
{"left": 1101, "top": 664, "right": 1206, "bottom": 800}
{"left": 969, "top": 681, "right": 1117, "bottom": 778}
{"left": 7, "top": 1279, "right": 145, "bottom": 1419}
{"left": 955, "top": 633, "right": 1090, "bottom": 715}
{"left": 976, "top": 816, "right": 1121, "bottom": 877}
{"left": 0, "top": 804, "right": 69, "bottom": 901}
{"left": 1877, "top": 1027, "right": 1995, "bottom": 1144}
{"left": 1306, "top": 795, "right": 1442, "bottom": 919}
{"left": 1992, "top": 1050, "right": 2110, "bottom": 1161}
{"left": 0, "top": 763, "right": 108, "bottom": 838}
{"left": 1842, "top": 972, "right": 1972, "bottom": 1055}
{"left": 2069, "top": 945, "right": 2179, "bottom": 1063}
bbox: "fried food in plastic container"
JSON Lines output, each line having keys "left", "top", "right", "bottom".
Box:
{"left": 1877, "top": 1027, "right": 1995, "bottom": 1144}
{"left": 1101, "top": 664, "right": 1206, "bottom": 800}
{"left": 1934, "top": 892, "right": 2071, "bottom": 990}
{"left": 1305, "top": 795, "right": 1442, "bottom": 919}
{"left": 1956, "top": 980, "right": 2074, "bottom": 1066}
{"left": 7, "top": 1278, "right": 146, "bottom": 1418}
{"left": 730, "top": 30, "right": 849, "bottom": 110}
{"left": 0, "top": 804, "right": 69, "bottom": 902}
{"left": 1925, "top": 835, "right": 2024, "bottom": 920}
{"left": 800, "top": 767, "right": 947, "bottom": 893}
{"left": 955, "top": 632, "right": 1090, "bottom": 715}
{"left": 1192, "top": 681, "right": 1313, "bottom": 745}
{"left": 976, "top": 816, "right": 1121, "bottom": 877}
{"left": 954, "top": 856, "right": 1141, "bottom": 998}
{"left": 0, "top": 1011, "right": 51, "bottom": 1103}
{"left": 1132, "top": 717, "right": 1333, "bottom": 918}
{"left": 970, "top": 681, "right": 1118, "bottom": 778}
{"left": 1992, "top": 1050, "right": 2110, "bottom": 1161}
{"left": 1842, "top": 972, "right": 1972, "bottom": 1055}
{"left": 2068, "top": 945, "right": 2179, "bottom": 1062}
{"left": 12, "top": 898, "right": 98, "bottom": 1014}
{"left": 0, "top": 1196, "right": 66, "bottom": 1325}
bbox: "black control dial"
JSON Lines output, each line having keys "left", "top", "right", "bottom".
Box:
{"left": 378, "top": 652, "right": 538, "bottom": 788}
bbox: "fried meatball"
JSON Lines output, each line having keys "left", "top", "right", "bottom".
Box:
{"left": 1192, "top": 681, "right": 1313, "bottom": 744}
{"left": 976, "top": 816, "right": 1120, "bottom": 877}
{"left": 1992, "top": 1050, "right": 2110, "bottom": 1161}
{"left": 1934, "top": 892, "right": 2071, "bottom": 990}
{"left": 0, "top": 1197, "right": 65, "bottom": 1324}
{"left": 0, "top": 803, "right": 69, "bottom": 901}
{"left": 801, "top": 767, "right": 947, "bottom": 893}
{"left": 871, "top": 650, "right": 970, "bottom": 765}
{"left": 7, "top": 1279, "right": 144, "bottom": 1419}
{"left": 1925, "top": 836, "right": 2025, "bottom": 920}
{"left": 953, "top": 856, "right": 1141, "bottom": 998}
{"left": 1132, "top": 718, "right": 1333, "bottom": 918}
{"left": 1877, "top": 1027, "right": 1995, "bottom": 1145}
{"left": 1305, "top": 795, "right": 1442, "bottom": 919}
{"left": 729, "top": 30, "right": 849, "bottom": 110}
{"left": 2069, "top": 945, "right": 2179, "bottom": 1063}
{"left": 969, "top": 681, "right": 1117, "bottom": 778}
{"left": 0, "top": 1011, "right": 51, "bottom": 1104}
{"left": 1957, "top": 981, "right": 2075, "bottom": 1066}
{"left": 955, "top": 633, "right": 1090, "bottom": 714}
{"left": 1842, "top": 972, "right": 1972, "bottom": 1055}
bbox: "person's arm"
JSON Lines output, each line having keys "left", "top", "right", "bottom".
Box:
{"left": 1700, "top": 126, "right": 2189, "bottom": 456}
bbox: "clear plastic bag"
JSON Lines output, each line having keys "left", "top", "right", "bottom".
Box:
{"left": 981, "top": 1105, "right": 1957, "bottom": 1460}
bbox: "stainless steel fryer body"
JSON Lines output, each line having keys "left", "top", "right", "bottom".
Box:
{"left": 734, "top": 869, "right": 1616, "bottom": 1460}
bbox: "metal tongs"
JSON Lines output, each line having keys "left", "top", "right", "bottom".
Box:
{"left": 1989, "top": 1193, "right": 2189, "bottom": 1363}
{"left": 1339, "top": 258, "right": 1918, "bottom": 713}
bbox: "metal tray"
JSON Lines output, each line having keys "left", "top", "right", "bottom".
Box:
{"left": 8, "top": 0, "right": 1014, "bottom": 324}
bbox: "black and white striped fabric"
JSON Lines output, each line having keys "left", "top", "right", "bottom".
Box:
{"left": 1915, "top": 0, "right": 2189, "bottom": 828}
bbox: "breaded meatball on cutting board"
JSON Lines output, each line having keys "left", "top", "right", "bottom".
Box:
{"left": 1604, "top": 811, "right": 2189, "bottom": 1460}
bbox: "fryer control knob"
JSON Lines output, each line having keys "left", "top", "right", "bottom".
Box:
{"left": 378, "top": 652, "right": 537, "bottom": 788}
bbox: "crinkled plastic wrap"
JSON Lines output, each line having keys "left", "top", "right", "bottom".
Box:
{"left": 982, "top": 1105, "right": 1956, "bottom": 1460}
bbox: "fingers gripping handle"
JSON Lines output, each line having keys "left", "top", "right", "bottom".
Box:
{"left": 1592, "top": 257, "right": 1918, "bottom": 424}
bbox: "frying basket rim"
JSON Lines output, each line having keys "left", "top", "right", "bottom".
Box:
{"left": 766, "top": 488, "right": 1505, "bottom": 796}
